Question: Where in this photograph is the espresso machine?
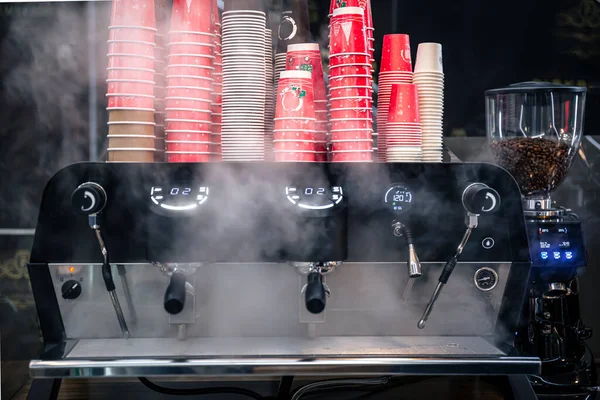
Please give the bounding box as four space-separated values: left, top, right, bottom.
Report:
486 82 598 398
27 162 544 399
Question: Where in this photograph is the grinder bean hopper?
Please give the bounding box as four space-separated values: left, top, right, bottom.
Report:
486 82 597 396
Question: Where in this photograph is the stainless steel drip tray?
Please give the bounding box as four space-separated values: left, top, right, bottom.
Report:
30 336 540 378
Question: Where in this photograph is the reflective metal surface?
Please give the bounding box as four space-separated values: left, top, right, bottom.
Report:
29 336 540 378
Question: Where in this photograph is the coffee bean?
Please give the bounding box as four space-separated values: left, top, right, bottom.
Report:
490 137 572 195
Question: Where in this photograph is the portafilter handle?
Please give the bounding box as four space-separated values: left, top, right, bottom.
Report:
164 272 187 315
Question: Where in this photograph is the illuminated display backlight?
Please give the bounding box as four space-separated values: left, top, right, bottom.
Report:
150 186 209 211
285 186 343 210
384 185 413 212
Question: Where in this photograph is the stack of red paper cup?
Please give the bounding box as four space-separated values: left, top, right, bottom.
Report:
328 0 374 69
264 28 275 160
210 0 222 161
386 83 422 161
328 6 373 162
285 43 328 161
164 0 216 162
413 43 444 162
106 0 157 162
220 7 267 161
154 0 169 161
377 34 412 161
273 71 317 162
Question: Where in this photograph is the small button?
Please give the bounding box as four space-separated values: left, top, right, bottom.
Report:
482 237 495 249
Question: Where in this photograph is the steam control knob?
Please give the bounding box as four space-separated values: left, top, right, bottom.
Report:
462 183 501 214
305 272 326 314
61 280 82 300
72 182 107 215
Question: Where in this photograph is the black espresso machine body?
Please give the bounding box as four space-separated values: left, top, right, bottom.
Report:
27 162 538 379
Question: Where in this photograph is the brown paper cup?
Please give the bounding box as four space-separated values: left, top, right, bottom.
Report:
108 109 156 122
108 122 155 135
108 136 155 148
108 150 155 162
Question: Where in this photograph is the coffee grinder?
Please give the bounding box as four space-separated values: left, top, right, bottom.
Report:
486 82 598 397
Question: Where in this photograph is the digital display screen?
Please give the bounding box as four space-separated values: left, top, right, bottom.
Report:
538 226 573 261
150 186 209 212
286 186 343 210
384 185 413 212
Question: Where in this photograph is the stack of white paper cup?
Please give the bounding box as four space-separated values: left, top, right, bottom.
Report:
413 43 444 162
264 28 275 160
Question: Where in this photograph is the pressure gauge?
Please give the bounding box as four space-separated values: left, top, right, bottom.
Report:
474 267 498 292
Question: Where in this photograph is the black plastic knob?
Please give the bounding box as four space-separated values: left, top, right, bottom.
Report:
72 182 107 215
462 183 501 214
61 280 82 300
164 272 186 315
305 272 326 314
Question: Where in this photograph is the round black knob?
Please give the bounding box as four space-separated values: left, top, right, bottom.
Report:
61 280 82 300
305 272 326 314
164 272 186 315
72 182 107 215
462 183 501 214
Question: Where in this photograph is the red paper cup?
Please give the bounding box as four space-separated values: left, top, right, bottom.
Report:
167 54 215 66
167 153 210 162
167 75 214 87
107 67 155 81
107 80 154 96
315 152 328 162
110 0 156 28
330 131 372 141
170 0 213 33
165 96 212 109
109 27 156 43
274 117 316 131
331 151 372 162
168 42 215 54
273 129 316 141
211 113 222 124
273 140 316 152
167 131 212 141
107 95 155 109
329 64 372 77
274 151 316 162
169 31 215 43
286 45 327 101
330 8 368 54
329 74 371 87
387 83 420 123
329 53 371 66
330 96 371 109
275 70 315 119
108 40 155 57
166 141 211 152
331 140 372 151
166 120 211 131
381 34 412 72
167 86 212 101
330 107 371 120
329 86 372 98
165 108 212 120
107 55 155 69
166 65 214 77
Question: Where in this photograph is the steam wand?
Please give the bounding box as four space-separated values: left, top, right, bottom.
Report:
117 265 138 324
417 212 478 329
90 215 131 338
